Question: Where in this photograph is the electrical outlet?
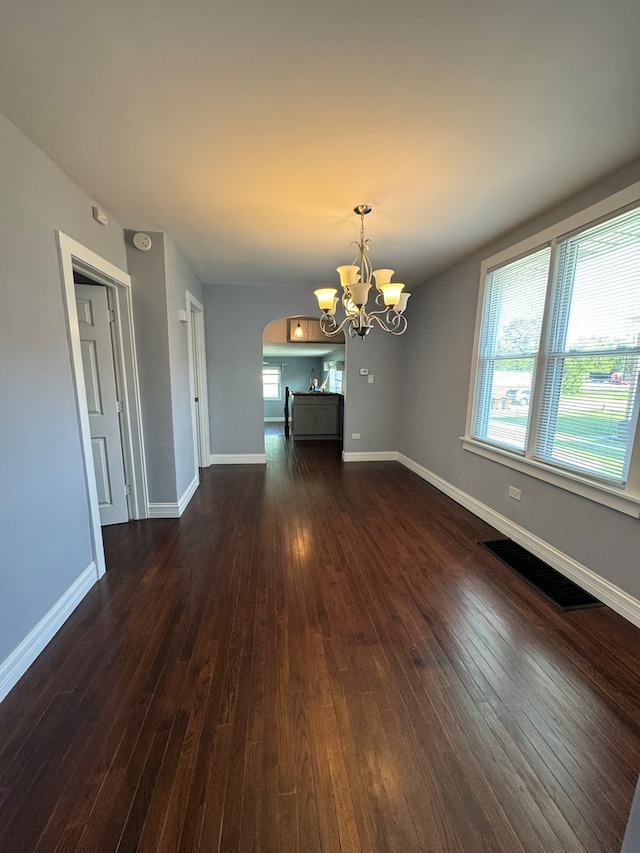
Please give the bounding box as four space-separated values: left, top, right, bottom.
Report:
508 486 521 500
352 433 361 439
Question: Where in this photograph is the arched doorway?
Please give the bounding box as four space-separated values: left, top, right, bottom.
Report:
262 316 345 440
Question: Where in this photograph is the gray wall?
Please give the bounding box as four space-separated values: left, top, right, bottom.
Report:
0 110 206 685
164 236 204 498
126 232 176 502
324 349 345 366
623 773 640 852
204 285 403 455
344 329 404 453
125 231 204 503
399 157 640 601
0 112 128 664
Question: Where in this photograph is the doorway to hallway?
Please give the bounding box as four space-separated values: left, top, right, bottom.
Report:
58 231 147 578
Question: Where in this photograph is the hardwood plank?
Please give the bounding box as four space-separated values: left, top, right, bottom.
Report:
0 438 639 852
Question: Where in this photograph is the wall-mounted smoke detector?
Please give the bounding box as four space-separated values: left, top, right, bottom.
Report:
133 232 152 251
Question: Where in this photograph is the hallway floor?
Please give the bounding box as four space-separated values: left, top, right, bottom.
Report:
1 437 640 851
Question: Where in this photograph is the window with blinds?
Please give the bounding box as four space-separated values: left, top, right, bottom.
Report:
262 365 282 400
472 247 549 451
471 203 640 487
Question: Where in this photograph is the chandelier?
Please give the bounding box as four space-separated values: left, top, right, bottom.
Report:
314 205 410 338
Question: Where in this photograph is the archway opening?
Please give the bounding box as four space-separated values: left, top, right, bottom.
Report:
262 316 345 441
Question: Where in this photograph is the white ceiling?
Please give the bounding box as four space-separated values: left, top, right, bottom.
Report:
1 0 639 290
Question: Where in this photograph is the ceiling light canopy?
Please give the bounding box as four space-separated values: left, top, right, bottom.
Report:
314 205 410 338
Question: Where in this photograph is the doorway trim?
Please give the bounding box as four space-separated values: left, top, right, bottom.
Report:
57 232 148 578
186 291 210 470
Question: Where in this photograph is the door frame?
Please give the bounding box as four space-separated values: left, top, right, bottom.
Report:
57 232 148 578
186 291 210 469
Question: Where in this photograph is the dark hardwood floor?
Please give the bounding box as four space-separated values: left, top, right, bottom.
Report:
2 435 640 851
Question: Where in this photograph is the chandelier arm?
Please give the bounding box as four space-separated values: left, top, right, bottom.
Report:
390 313 408 335
368 313 389 330
319 312 357 337
368 312 408 335
366 304 397 319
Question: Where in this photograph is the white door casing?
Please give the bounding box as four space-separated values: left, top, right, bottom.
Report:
58 231 148 579
186 292 210 469
75 283 129 525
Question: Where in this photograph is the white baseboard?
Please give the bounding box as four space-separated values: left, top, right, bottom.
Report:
398 453 640 630
210 453 267 465
148 502 180 518
342 450 399 462
148 474 200 518
264 417 285 423
178 474 199 515
0 562 98 704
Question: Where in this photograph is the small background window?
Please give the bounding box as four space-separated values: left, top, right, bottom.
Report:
262 365 282 400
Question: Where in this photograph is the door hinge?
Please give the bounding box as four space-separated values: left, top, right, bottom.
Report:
124 484 131 496
116 401 124 413
108 309 115 323
194 397 199 403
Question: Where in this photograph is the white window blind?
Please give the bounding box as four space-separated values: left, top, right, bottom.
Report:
472 247 550 451
262 365 282 400
471 203 640 488
534 207 640 483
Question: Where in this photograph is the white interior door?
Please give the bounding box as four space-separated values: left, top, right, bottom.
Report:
75 282 129 525
187 294 210 469
190 312 204 467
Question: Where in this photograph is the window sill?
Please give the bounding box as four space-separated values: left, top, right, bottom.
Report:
461 437 640 518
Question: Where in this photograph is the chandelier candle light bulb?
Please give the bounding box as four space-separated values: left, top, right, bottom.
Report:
379 282 405 307
395 292 411 313
314 288 338 310
348 282 371 307
372 269 394 288
314 205 410 338
337 265 361 287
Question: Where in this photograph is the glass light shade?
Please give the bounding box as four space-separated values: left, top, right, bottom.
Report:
345 299 358 315
337 265 360 287
380 282 405 306
314 287 338 310
349 282 371 307
293 321 305 338
394 292 411 314
373 269 395 289
328 296 339 316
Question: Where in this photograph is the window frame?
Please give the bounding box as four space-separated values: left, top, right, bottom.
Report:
262 363 283 401
463 180 640 518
